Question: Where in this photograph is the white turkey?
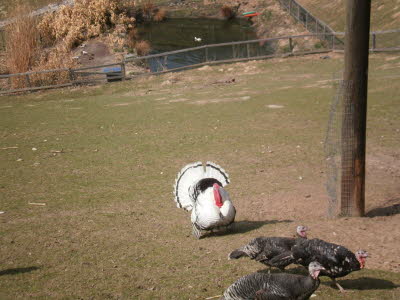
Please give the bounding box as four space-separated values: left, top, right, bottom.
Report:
228 226 309 271
173 161 236 239
269 238 368 292
220 261 325 300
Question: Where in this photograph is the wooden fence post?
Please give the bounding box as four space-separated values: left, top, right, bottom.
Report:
247 43 250 58
289 37 293 53
25 74 31 87
372 33 376 51
205 47 208 62
68 69 75 83
305 12 308 29
297 3 300 21
121 62 126 80
341 0 371 217
164 55 168 70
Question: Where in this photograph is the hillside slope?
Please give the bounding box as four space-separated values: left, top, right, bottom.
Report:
297 0 400 31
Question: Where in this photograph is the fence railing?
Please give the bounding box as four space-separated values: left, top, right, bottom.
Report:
277 0 343 47
1 30 399 95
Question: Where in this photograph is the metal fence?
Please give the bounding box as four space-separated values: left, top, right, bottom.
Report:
1 30 399 95
277 0 343 48
0 63 124 94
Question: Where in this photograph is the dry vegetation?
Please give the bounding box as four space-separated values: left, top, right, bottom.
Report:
1 0 165 89
221 5 236 19
4 5 39 75
38 0 136 50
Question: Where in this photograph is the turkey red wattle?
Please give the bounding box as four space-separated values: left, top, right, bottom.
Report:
311 270 320 280
356 250 368 269
213 183 223 207
358 257 366 268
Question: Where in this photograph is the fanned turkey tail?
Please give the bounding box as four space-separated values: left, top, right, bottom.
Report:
173 161 230 211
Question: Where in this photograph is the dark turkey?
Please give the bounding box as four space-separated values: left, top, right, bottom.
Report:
228 226 309 270
220 261 325 300
270 238 368 292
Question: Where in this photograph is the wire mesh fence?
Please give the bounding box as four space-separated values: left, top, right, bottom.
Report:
324 73 344 217
277 0 344 49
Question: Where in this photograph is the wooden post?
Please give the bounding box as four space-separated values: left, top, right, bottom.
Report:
341 0 371 217
121 62 126 80
246 43 250 58
25 74 31 87
289 37 293 53
372 33 376 51
68 69 75 84
205 47 208 62
163 55 168 70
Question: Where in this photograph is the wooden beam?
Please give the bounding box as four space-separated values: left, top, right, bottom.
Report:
341 0 371 217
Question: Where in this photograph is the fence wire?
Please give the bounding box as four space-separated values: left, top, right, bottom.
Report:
325 73 366 217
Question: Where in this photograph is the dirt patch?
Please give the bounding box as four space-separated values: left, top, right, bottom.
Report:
72 39 118 67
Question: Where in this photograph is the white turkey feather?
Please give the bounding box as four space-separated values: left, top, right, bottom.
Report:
173 161 204 210
205 161 230 186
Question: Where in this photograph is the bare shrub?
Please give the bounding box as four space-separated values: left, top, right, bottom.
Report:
38 0 136 50
127 28 139 51
143 0 155 19
153 8 166 22
135 40 151 56
221 5 235 19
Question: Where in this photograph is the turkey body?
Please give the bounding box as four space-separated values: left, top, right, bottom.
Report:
290 238 362 279
190 178 236 231
220 271 320 300
229 237 299 269
174 162 236 238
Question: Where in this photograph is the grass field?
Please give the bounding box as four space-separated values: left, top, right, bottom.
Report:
297 0 400 32
0 53 399 299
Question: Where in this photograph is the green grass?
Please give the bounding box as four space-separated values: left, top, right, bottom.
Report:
297 0 400 32
0 53 399 299
0 0 64 20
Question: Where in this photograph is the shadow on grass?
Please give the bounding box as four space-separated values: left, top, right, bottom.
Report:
366 198 400 217
231 219 293 235
205 219 293 238
321 277 399 290
0 266 40 276
256 269 399 291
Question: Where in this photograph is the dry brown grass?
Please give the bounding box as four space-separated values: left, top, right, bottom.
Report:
4 4 39 75
3 4 77 88
135 40 151 56
30 42 76 86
